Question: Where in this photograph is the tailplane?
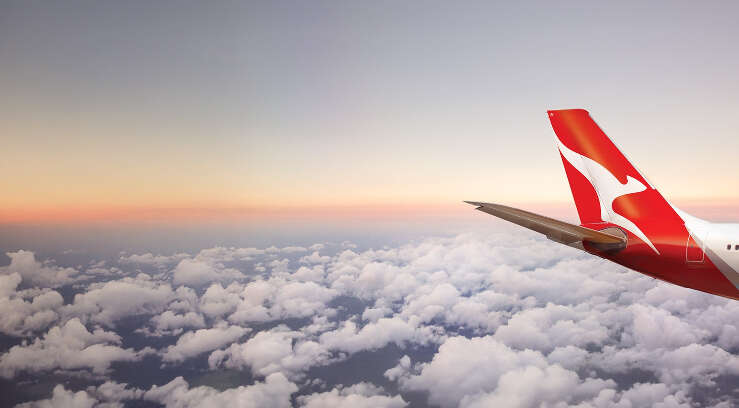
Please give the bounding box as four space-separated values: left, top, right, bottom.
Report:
464 201 626 252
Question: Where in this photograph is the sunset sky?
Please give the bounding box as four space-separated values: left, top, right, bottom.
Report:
3 1 739 223
2 4 739 407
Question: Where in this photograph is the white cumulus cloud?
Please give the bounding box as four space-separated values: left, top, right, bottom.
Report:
0 318 148 378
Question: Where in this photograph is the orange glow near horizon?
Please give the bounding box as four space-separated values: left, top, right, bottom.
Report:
4 198 739 225
0 202 477 224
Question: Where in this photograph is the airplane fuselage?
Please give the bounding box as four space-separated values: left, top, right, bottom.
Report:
584 216 739 300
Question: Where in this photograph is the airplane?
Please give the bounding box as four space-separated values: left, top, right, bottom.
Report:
466 109 739 300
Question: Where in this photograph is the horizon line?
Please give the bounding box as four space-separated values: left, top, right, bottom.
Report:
3 199 739 224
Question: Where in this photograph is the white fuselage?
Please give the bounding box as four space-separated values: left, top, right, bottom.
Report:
675 207 739 289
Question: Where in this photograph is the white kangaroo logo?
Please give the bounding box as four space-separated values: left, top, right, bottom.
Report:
557 140 660 255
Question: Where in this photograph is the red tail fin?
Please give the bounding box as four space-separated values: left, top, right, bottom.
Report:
547 109 682 253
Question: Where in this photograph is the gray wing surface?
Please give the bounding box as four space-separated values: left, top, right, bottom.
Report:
464 201 626 251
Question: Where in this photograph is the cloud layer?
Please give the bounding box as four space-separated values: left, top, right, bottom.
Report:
1 230 737 407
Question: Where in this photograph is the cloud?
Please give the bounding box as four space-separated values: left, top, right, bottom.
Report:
226 279 338 324
144 373 298 408
461 365 615 408
119 252 189 268
395 335 624 408
0 273 63 336
298 382 407 408
63 275 175 327
92 380 145 402
3 230 739 406
0 272 22 298
17 381 145 407
198 282 242 318
396 336 564 407
594 342 739 388
145 310 206 336
546 345 590 370
172 258 244 287
319 317 438 354
629 304 708 350
493 302 610 352
613 383 691 408
16 377 305 408
0 318 147 378
300 251 331 265
209 327 333 379
293 265 326 282
0 250 78 287
281 246 308 253
162 324 249 363
15 384 98 408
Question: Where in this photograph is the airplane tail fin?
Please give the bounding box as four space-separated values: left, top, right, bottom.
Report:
547 109 683 253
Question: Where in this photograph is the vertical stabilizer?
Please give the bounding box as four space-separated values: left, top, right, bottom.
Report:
547 109 683 254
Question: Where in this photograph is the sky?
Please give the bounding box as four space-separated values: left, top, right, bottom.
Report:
3 1 739 225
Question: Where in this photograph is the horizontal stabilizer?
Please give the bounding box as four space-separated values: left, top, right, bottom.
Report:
464 201 626 251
